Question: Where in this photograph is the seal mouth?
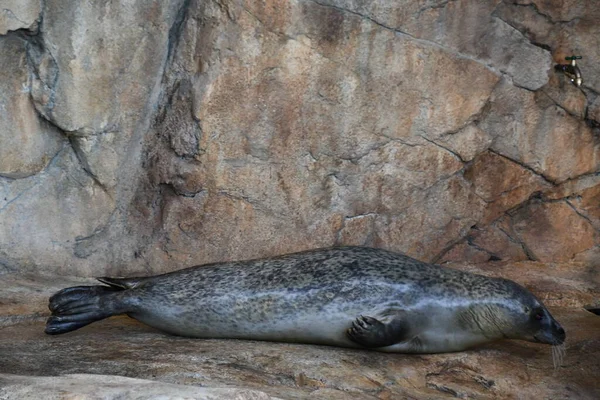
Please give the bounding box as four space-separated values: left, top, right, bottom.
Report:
533 333 565 346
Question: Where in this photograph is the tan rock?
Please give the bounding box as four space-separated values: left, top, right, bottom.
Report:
437 124 492 162
465 151 550 223
376 175 486 261
470 225 529 262
482 80 600 183
1 0 600 275
511 201 598 262
314 0 552 90
493 0 600 91
588 95 600 125
0 374 280 400
0 148 116 275
567 183 600 230
542 73 587 118
0 0 40 34
440 224 528 263
439 242 492 264
544 173 600 200
0 36 64 179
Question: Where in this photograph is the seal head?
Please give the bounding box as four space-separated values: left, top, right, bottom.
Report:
487 279 566 346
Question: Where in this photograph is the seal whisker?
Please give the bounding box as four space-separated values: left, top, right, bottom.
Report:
551 343 566 369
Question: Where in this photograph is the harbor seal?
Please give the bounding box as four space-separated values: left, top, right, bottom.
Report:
45 246 565 353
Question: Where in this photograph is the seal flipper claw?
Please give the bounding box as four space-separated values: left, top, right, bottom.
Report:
347 313 409 348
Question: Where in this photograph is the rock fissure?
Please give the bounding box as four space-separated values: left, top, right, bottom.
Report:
419 135 466 163
487 149 557 186
307 0 503 77
67 136 112 198
503 0 581 25
565 200 600 233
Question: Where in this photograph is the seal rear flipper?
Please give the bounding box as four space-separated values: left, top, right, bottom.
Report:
347 313 410 348
45 285 127 335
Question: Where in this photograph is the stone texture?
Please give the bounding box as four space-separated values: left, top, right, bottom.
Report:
0 36 64 179
481 80 600 184
441 224 529 263
588 95 600 125
0 374 280 400
1 262 598 399
464 151 551 223
0 0 188 274
436 124 492 162
510 201 598 262
0 1 598 283
0 0 40 34
0 147 116 273
494 0 600 92
315 0 552 90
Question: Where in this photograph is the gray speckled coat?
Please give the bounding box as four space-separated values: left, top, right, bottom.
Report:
46 246 565 353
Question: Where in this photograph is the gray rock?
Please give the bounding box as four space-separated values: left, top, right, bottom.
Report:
0 0 598 275
0 0 40 34
0 35 64 179
0 374 280 400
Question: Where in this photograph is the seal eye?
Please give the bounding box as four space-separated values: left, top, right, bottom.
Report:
535 312 544 321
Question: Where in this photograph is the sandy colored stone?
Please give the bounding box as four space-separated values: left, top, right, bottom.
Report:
1 0 600 275
375 175 486 261
589 96 600 125
337 213 377 246
440 224 529 264
542 73 587 118
465 151 550 223
0 36 64 179
32 0 184 134
0 0 40 34
567 183 600 231
511 201 598 262
314 0 552 90
494 0 600 92
0 374 280 400
0 148 116 274
437 124 492 162
439 242 492 264
470 225 529 262
544 174 600 200
482 80 600 183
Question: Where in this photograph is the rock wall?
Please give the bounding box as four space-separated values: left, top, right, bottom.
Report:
0 0 599 276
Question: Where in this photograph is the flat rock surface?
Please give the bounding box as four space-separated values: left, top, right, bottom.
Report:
1 262 599 399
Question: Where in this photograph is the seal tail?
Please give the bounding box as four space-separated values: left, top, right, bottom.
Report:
45 284 127 335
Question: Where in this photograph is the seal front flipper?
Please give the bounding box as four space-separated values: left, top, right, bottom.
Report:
347 312 410 348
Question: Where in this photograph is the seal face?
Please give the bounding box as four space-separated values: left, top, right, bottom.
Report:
45 246 565 353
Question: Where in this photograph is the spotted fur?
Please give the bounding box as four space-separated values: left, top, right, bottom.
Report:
46 246 565 353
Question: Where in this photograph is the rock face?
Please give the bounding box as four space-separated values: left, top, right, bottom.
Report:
0 0 598 281
0 374 280 400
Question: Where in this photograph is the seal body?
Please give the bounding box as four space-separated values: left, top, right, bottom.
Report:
45 247 565 353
